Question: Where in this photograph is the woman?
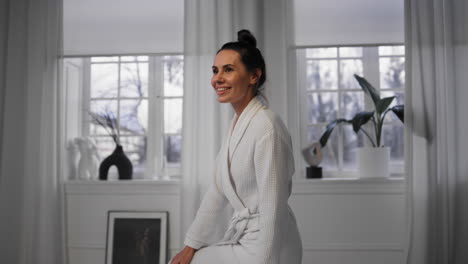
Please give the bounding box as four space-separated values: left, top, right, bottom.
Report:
171 29 302 264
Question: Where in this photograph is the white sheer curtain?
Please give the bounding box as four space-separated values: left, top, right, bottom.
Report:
181 0 264 244
404 0 468 263
0 0 64 263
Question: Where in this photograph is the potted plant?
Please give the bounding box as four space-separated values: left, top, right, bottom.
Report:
318 74 404 178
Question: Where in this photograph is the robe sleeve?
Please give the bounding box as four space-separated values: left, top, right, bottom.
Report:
184 162 229 249
254 131 294 264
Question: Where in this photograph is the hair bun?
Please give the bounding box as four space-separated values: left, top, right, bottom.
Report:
237 29 257 48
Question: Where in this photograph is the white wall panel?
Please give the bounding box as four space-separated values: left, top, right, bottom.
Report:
293 0 404 46
65 180 180 263
68 248 104 264
290 178 406 264
302 250 404 264
63 0 184 55
65 178 406 264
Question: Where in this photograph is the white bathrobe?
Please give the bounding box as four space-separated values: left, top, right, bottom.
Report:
184 96 302 264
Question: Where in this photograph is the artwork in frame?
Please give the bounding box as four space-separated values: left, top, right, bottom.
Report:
106 211 168 264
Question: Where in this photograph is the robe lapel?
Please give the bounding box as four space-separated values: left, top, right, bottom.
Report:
221 97 266 212
228 97 265 161
220 132 245 212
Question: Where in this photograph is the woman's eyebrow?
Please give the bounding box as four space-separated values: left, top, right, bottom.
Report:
212 64 236 68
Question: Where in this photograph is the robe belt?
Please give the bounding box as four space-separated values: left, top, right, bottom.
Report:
216 208 259 245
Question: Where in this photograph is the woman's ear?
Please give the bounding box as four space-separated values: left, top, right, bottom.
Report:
250 68 262 85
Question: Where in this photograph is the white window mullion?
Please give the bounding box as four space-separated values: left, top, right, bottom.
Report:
297 49 309 179
146 56 165 179
337 49 344 170
82 58 91 137
361 47 380 147
116 58 122 141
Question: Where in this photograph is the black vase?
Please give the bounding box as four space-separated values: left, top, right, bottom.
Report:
99 145 133 180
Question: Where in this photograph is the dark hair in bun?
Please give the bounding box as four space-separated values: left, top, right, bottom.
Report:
217 29 266 96
237 29 257 47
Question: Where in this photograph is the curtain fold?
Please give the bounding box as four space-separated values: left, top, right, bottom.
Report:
0 0 64 263
181 0 263 246
405 0 467 263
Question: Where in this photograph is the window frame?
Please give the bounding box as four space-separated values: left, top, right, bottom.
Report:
81 54 183 180
295 45 405 178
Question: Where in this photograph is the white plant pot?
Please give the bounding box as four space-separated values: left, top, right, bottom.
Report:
357 147 390 178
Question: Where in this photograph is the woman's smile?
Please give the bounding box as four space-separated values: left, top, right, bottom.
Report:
211 49 257 115
215 86 231 95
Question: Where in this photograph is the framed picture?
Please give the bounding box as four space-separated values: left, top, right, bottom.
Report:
106 211 168 264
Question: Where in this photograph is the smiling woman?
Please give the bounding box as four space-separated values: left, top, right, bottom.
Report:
211 49 258 115
170 29 302 264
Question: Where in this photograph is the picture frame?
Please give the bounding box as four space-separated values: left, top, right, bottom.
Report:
106 211 168 264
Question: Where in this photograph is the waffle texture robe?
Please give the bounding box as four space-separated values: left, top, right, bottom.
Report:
183 96 303 264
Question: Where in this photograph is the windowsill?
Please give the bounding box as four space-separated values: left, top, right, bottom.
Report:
64 178 181 195
65 178 181 184
292 175 405 194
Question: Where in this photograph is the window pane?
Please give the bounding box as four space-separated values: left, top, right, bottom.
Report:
381 91 405 122
89 100 118 135
119 99 148 135
164 58 184 97
121 56 148 62
120 136 147 167
341 91 365 120
380 57 405 89
120 62 148 97
164 98 183 133
379 46 405 56
339 47 362 58
382 124 404 162
91 63 118 98
92 136 116 160
165 134 182 165
307 60 338 90
343 125 365 169
307 126 339 169
91 56 118 63
340 59 363 89
164 55 183 60
306 48 337 58
307 92 338 123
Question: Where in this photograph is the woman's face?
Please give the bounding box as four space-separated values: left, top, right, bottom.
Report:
211 49 258 107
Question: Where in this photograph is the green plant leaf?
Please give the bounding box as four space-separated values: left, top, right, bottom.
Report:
351 111 374 133
376 96 395 115
319 118 350 148
391 105 404 122
354 74 380 106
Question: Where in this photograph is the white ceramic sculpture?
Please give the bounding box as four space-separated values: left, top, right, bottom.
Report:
74 137 101 180
302 142 323 167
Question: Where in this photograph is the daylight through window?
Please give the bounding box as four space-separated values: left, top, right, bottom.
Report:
296 46 405 173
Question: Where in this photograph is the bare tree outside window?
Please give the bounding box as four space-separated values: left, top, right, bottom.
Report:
76 55 184 178
300 46 404 172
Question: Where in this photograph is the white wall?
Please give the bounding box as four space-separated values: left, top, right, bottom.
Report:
291 179 406 264
63 0 184 55
65 179 405 264
65 181 181 264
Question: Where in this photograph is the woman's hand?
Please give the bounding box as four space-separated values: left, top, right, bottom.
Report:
170 246 196 264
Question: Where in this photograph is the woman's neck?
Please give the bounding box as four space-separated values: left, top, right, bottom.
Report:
231 94 255 117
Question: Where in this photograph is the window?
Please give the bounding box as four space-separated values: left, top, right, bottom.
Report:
67 55 184 179
296 46 405 175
